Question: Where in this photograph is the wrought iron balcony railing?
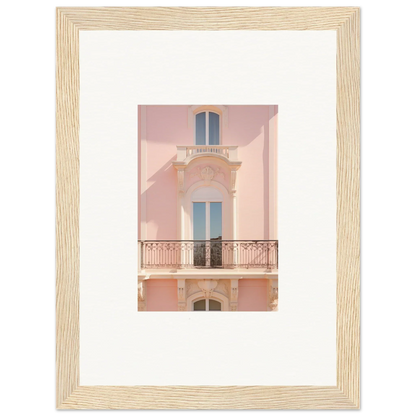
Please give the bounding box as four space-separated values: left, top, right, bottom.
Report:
139 240 278 270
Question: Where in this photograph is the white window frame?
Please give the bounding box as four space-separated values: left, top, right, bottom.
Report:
194 111 221 145
192 201 223 267
187 291 229 311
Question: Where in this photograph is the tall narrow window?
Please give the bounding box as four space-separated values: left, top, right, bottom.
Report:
209 112 220 145
195 111 220 145
195 112 206 145
192 201 222 267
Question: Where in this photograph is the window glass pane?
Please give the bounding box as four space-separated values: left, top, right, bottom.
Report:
210 202 222 268
195 112 206 145
209 299 221 311
210 202 222 240
193 203 206 240
193 202 206 267
194 299 206 311
209 112 220 145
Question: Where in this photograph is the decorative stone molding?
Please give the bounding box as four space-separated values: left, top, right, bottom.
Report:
268 279 279 312
186 280 198 298
197 279 218 298
178 279 186 311
182 279 239 311
215 280 229 297
187 289 230 311
138 281 145 301
230 279 239 311
191 166 224 185
200 166 215 183
138 279 146 311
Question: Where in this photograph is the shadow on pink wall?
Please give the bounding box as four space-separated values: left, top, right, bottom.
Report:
139 105 277 241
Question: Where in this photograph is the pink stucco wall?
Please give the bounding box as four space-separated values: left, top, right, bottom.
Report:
146 279 269 311
139 105 277 240
238 279 268 311
226 106 270 240
146 279 178 311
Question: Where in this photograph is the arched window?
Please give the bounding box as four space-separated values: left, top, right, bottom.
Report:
192 186 223 268
193 298 222 311
195 111 220 145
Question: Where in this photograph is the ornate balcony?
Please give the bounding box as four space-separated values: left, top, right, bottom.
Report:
176 145 238 161
139 240 278 270
176 145 239 161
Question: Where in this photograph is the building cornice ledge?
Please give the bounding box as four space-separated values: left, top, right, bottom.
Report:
173 156 242 170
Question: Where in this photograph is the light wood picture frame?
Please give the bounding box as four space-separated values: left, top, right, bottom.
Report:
56 7 360 409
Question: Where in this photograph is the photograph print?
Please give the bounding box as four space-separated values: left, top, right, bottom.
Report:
138 105 278 311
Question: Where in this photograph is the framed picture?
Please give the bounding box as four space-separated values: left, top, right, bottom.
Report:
56 7 360 409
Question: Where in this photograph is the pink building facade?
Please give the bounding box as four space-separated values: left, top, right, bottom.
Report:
138 105 278 311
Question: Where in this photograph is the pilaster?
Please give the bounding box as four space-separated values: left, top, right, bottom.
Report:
268 278 279 311
138 278 147 311
178 279 186 311
230 279 239 311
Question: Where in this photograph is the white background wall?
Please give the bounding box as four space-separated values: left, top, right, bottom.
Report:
80 30 337 386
